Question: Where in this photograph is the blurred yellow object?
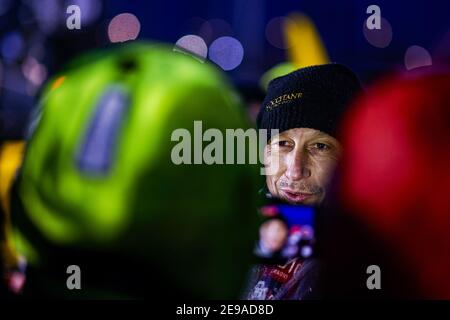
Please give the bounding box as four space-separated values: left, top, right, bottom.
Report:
51 75 66 91
0 141 25 270
284 13 330 68
260 13 330 92
0 141 24 214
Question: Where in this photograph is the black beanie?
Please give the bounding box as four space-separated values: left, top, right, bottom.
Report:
257 63 362 141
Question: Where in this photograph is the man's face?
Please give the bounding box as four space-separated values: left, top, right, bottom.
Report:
264 128 342 205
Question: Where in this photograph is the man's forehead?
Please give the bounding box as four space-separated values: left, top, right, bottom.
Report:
275 127 333 140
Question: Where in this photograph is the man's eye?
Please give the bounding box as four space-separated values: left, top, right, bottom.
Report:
314 143 330 150
278 140 290 147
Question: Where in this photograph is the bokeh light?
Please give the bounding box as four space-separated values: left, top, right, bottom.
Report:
265 17 293 49
29 0 61 34
301 245 313 258
363 17 393 48
199 19 233 44
208 36 244 71
404 45 432 70
197 20 213 43
174 35 208 62
108 13 141 43
1 31 25 62
22 56 47 87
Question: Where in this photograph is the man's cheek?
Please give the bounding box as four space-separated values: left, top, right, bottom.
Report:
266 175 278 195
316 160 337 184
325 163 339 186
264 151 282 176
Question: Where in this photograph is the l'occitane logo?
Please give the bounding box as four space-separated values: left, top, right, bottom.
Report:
265 92 303 111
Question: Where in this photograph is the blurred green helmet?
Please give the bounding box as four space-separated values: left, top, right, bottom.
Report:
12 42 259 298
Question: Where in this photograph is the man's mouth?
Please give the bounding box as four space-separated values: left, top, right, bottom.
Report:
280 189 316 203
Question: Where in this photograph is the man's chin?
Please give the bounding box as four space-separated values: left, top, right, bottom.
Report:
283 198 319 206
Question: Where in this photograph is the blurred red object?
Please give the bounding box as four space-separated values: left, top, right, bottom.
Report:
339 68 450 299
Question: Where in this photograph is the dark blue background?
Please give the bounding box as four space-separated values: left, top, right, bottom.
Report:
105 0 450 84
1 0 449 138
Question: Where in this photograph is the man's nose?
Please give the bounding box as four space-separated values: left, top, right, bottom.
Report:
285 149 311 180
